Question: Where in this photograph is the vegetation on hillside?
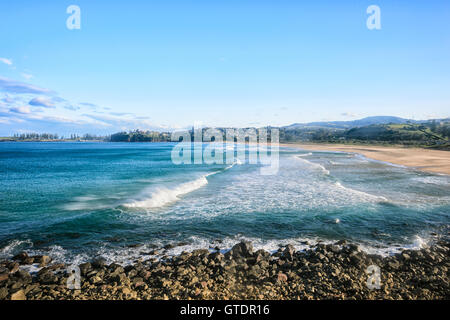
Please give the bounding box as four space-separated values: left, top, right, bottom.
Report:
1 119 449 149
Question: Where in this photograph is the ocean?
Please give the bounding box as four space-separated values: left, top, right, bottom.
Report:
0 142 449 266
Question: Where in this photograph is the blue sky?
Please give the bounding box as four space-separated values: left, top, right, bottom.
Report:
1 0 449 135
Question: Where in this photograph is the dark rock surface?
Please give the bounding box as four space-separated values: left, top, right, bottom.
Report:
0 240 448 300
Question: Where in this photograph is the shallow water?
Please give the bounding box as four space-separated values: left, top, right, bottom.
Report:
0 142 449 265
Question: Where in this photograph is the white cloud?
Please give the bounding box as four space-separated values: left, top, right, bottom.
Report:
341 112 358 118
10 106 31 114
21 73 33 80
0 58 12 66
0 76 52 94
29 96 55 108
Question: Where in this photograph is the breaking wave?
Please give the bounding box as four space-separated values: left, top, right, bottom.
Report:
123 174 214 209
295 156 330 175
123 163 240 209
334 181 388 202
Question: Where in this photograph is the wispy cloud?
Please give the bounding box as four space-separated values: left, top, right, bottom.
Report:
341 112 358 118
82 113 165 131
109 112 134 116
21 73 33 80
2 94 16 104
29 96 55 108
80 102 98 109
64 105 80 111
0 58 13 66
9 106 31 114
0 76 52 94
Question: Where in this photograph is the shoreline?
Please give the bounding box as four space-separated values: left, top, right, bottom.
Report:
1 240 448 300
2 141 449 175
281 143 450 175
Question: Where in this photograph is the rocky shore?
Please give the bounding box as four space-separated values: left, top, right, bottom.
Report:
0 240 449 300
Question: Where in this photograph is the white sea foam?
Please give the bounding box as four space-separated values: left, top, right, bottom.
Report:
334 181 388 202
124 176 210 209
63 200 111 211
297 152 312 157
3 233 434 268
161 233 435 259
0 239 33 257
412 176 450 185
123 168 229 209
295 156 330 175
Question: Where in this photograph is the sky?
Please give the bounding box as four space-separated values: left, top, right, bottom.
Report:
0 0 449 136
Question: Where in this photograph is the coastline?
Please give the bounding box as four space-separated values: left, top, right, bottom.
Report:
281 143 450 175
1 240 448 300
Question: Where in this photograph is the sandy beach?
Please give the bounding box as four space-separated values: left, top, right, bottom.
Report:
282 144 450 175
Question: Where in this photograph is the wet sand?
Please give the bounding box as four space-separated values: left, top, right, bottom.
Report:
282 144 450 175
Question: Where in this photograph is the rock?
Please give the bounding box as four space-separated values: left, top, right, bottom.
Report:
90 276 103 284
122 287 131 295
329 245 341 254
0 238 447 300
401 253 410 260
92 257 107 269
0 287 8 300
132 277 144 285
38 271 58 284
38 255 52 267
111 273 127 284
127 244 142 248
10 289 26 300
387 260 400 270
127 269 138 278
227 241 254 259
79 262 92 276
277 272 288 283
47 263 65 271
7 262 19 274
109 264 125 275
0 273 8 282
20 257 34 265
346 244 359 253
282 245 296 260
10 281 23 290
191 249 209 257
248 265 262 279
13 252 28 262
15 270 32 283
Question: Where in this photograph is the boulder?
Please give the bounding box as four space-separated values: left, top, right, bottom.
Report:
92 257 107 269
0 273 8 282
282 245 296 260
37 255 52 267
10 289 26 300
0 287 8 300
38 271 58 284
227 241 254 259
277 272 288 283
79 262 92 276
12 252 28 262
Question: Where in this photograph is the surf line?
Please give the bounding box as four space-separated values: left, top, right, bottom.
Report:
122 162 240 209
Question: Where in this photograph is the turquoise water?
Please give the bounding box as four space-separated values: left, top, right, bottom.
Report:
0 142 449 265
